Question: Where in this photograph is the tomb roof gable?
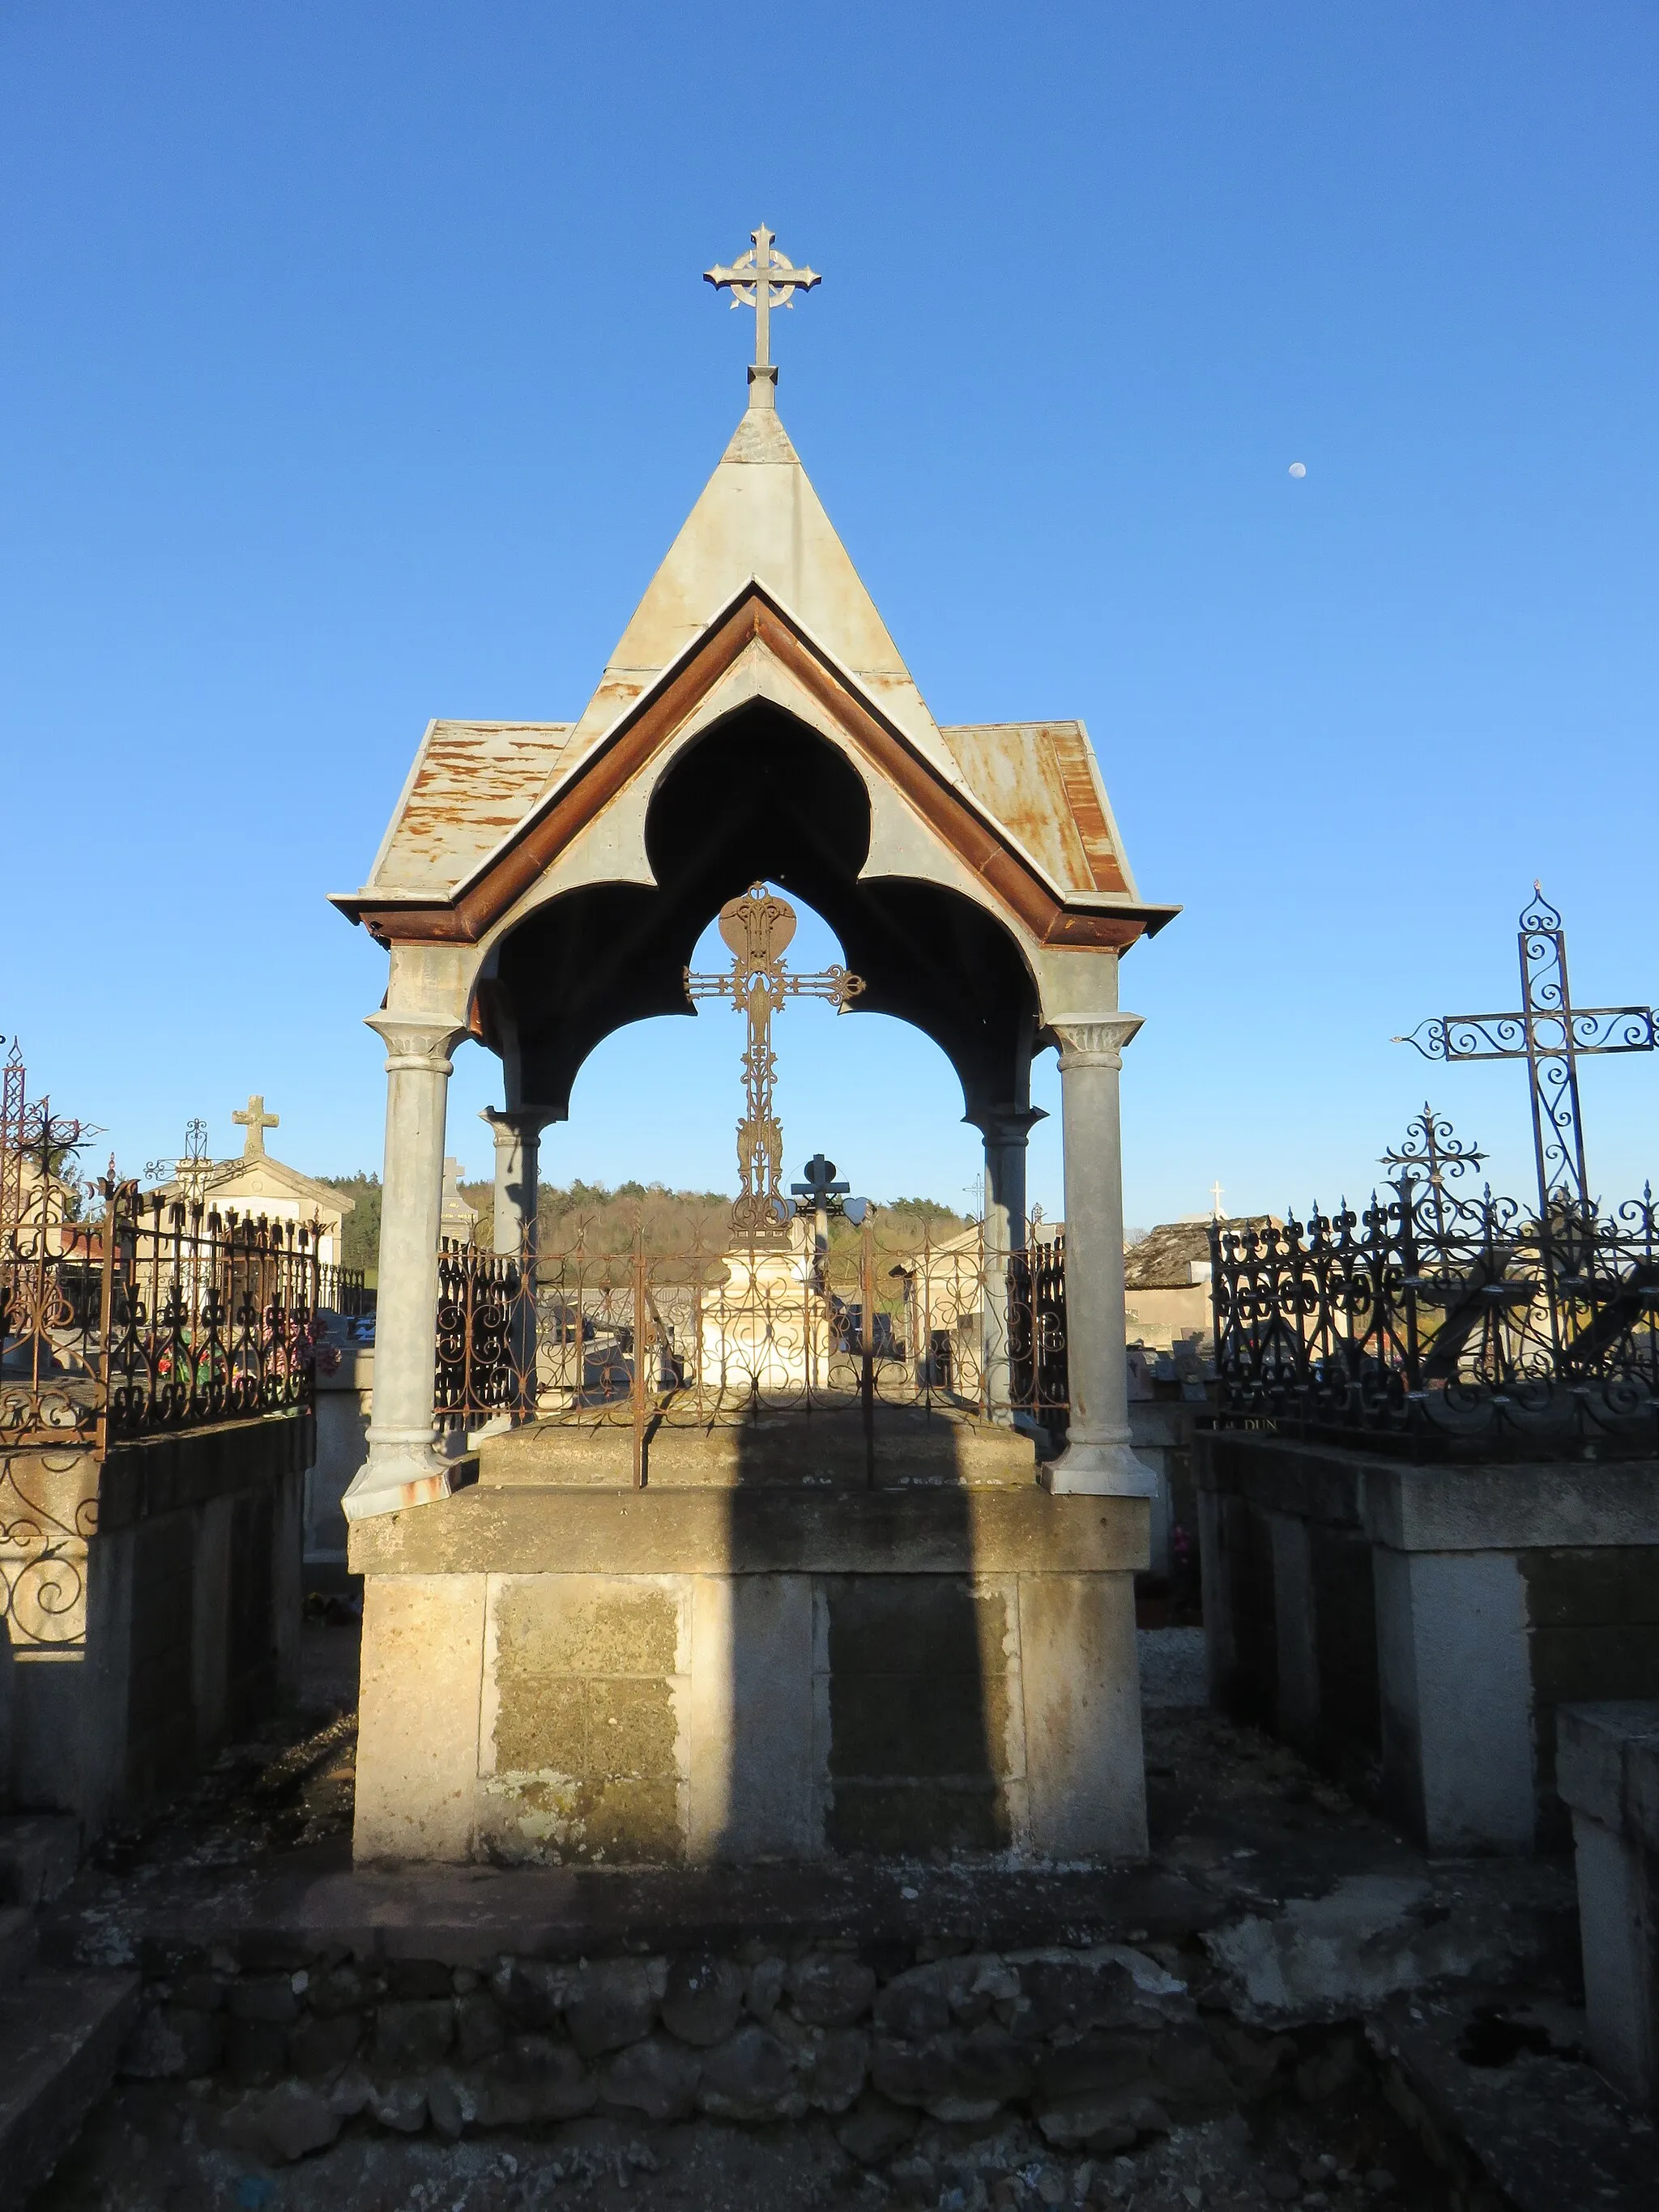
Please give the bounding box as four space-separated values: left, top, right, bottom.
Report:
556 399 953 781
155 1155 351 1219
335 397 1177 948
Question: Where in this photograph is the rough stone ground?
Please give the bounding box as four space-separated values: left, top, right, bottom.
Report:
23 1621 1647 2212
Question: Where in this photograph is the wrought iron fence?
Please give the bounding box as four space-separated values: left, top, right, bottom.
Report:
2 1183 340 1447
1009 1230 1068 1442
102 1191 332 1441
432 1213 1069 1478
1209 1174 1659 1455
2 1045 363 1449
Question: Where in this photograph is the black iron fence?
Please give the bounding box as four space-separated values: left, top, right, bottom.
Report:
1009 1230 1068 1441
1209 1176 1659 1455
431 1215 1069 1479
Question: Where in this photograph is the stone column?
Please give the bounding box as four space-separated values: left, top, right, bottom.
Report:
483 1106 558 1417
344 1015 467 1521
481 1107 555 1258
966 1105 1047 1422
1046 1016 1157 1497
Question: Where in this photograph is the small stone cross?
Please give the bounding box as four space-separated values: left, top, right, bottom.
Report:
704 224 820 370
1209 1180 1224 1221
232 1094 279 1158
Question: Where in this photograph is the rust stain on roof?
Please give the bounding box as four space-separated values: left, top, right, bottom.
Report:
936 722 1130 897
372 722 575 893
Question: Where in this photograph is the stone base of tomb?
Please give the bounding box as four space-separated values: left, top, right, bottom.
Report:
0 1414 307 1840
347 1407 1149 1869
1196 1429 1659 1856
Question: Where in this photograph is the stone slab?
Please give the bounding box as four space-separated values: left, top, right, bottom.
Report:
1020 1571 1146 1859
349 1485 1149 1579
96 1412 312 1532
1197 1433 1659 1554
0 1969 141 2212
1557 1700 1659 1845
45 1853 1224 1971
355 1575 486 1862
479 1404 1037 1488
1368 1988 1656 2211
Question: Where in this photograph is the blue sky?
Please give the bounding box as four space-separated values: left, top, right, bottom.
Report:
2 2 1655 1229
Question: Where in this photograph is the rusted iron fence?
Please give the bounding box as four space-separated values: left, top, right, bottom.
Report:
432 1213 1069 1480
1209 1174 1659 1455
1 1045 366 1451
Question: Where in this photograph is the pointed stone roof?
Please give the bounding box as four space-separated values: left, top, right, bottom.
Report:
559 394 952 782
340 380 1174 945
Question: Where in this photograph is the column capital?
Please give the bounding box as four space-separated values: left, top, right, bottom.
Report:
366 1013 468 1075
964 1103 1049 1146
1051 1014 1144 1072
481 1105 563 1144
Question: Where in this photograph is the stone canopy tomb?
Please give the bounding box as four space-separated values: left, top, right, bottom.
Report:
332 226 1177 1868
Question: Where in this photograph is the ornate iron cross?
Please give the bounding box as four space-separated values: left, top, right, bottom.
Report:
685 885 864 1243
147 1117 212 1204
704 224 821 370
1397 886 1657 1221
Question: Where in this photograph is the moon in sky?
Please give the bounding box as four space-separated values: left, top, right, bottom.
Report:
1288 462 1307 478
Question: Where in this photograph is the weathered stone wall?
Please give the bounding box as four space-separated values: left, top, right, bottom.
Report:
307 1347 373 1580
484 1575 688 1865
113 1931 1252 2168
823 1575 1017 1855
2 1414 308 1838
1198 1431 1659 1852
350 1484 1149 1867
1522 1549 1659 1848
1557 1700 1659 2108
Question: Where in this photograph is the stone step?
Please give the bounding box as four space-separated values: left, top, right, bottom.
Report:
1371 1990 1657 2212
0 1968 141 2211
0 1907 38 1984
0 1818 79 1911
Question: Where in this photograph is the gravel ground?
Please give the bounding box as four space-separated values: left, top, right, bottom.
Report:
42 2067 1452 2212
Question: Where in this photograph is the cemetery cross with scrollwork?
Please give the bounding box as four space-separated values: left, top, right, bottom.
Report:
684 884 864 1243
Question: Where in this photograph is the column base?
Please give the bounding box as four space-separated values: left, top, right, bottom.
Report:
1043 1434 1159 1498
343 1434 458 1521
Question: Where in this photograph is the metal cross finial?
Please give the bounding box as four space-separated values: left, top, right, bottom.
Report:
1380 1104 1488 1242
1396 887 1657 1223
232 1093 279 1159
1380 1105 1487 1193
704 224 821 373
792 1154 850 1208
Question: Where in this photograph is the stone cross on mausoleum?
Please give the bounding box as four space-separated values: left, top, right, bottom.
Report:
232 1094 279 1158
684 883 864 1244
